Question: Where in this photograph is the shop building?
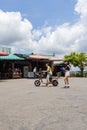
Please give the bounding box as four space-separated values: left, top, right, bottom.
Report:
0 53 63 79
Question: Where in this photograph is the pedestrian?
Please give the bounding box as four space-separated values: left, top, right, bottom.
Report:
33 67 37 78
64 61 71 88
45 63 52 86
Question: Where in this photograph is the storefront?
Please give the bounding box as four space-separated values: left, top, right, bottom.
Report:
0 54 50 79
0 54 24 79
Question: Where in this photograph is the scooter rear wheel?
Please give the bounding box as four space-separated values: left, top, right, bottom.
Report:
34 80 41 86
52 80 58 86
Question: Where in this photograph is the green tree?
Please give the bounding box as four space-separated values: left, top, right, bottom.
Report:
64 52 87 77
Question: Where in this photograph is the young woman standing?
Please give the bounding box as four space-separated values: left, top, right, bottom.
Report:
64 61 71 88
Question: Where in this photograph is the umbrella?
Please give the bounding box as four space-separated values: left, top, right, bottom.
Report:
0 51 8 56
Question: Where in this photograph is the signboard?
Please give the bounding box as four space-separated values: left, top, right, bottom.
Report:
0 47 11 54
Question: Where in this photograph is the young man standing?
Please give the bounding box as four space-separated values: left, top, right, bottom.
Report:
46 63 52 86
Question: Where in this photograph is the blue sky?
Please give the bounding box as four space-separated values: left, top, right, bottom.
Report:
0 0 87 57
0 0 77 28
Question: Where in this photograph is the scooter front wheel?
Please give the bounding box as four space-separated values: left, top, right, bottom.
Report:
34 80 41 86
52 80 58 86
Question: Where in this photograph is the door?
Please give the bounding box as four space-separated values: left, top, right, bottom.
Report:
23 66 29 78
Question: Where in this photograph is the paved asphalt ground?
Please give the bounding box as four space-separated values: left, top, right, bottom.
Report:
0 77 87 130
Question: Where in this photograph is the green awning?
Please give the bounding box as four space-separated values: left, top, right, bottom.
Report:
0 54 24 60
14 53 30 58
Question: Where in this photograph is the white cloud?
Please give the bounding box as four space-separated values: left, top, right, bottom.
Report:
75 0 87 17
0 10 32 45
0 0 87 57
